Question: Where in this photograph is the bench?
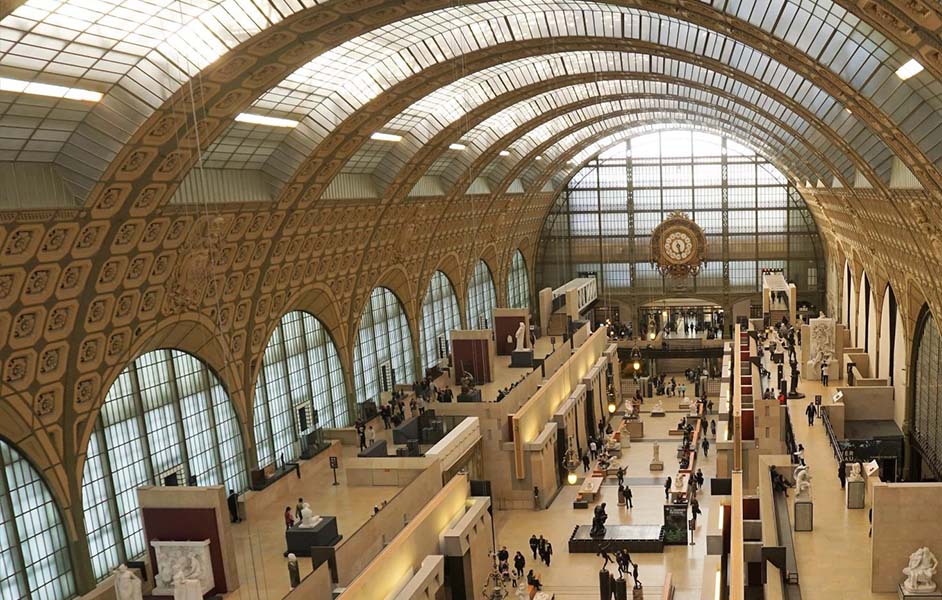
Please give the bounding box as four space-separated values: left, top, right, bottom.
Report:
574 475 604 506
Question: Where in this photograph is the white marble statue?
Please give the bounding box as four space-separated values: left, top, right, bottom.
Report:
674 473 687 492
152 540 214 598
806 313 836 379
903 547 939 593
114 565 143 600
651 399 664 414
794 465 812 497
847 462 863 482
516 583 529 600
652 441 660 462
298 502 322 528
514 321 527 351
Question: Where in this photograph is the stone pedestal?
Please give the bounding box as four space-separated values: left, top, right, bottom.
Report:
794 499 813 531
897 585 942 600
649 460 664 471
846 479 865 509
285 516 341 556
510 349 534 368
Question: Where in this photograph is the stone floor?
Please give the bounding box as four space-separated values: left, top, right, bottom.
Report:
494 389 718 599
780 353 895 600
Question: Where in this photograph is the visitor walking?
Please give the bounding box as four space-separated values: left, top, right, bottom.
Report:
529 535 539 559
701 437 710 457
695 468 705 490
284 506 294 530
543 541 553 566
664 476 672 501
805 402 816 426
690 497 702 527
513 551 526 578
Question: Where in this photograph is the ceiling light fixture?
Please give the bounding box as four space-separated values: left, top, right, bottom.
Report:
896 58 924 80
535 155 542 161
448 143 466 150
0 76 101 102
234 113 298 128
499 150 511 157
370 132 403 142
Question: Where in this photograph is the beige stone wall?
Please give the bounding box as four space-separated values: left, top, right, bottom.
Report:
871 482 942 593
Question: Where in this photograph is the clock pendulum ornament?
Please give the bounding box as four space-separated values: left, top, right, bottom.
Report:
650 211 707 278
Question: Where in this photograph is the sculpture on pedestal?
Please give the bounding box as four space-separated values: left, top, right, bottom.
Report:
114 565 143 600
151 540 215 599
514 321 527 351
794 465 813 497
902 547 938 593
652 442 660 462
847 462 863 482
297 503 322 528
807 312 836 380
590 502 608 537
651 399 664 414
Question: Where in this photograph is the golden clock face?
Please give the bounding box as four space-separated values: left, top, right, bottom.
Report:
664 230 694 263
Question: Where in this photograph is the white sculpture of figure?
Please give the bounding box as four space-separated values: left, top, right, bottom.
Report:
652 441 660 462
651 398 664 413
516 583 529 600
298 502 321 528
514 321 527 351
847 462 863 482
794 465 812 497
114 565 143 600
903 547 939 593
674 473 687 491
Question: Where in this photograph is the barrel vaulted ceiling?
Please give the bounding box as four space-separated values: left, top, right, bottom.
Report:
1 0 941 211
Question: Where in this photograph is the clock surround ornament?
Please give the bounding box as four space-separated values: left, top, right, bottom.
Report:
650 211 707 278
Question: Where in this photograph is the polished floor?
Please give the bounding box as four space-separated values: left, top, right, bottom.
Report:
494 390 718 599
222 342 892 600
780 355 894 600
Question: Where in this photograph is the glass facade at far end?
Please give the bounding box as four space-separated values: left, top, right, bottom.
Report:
537 130 825 310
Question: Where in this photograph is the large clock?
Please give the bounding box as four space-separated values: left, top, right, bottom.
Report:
651 212 707 277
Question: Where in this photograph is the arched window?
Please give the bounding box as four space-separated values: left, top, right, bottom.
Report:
466 260 497 329
0 440 75 600
81 350 247 581
354 288 415 403
507 251 530 310
420 272 461 371
254 311 349 468
913 306 942 478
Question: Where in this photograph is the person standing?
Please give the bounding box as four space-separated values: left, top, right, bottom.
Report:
710 419 717 438
529 535 539 559
358 426 367 451
513 551 526 578
498 546 509 565
625 484 633 509
295 498 305 521
544 541 553 566
805 402 816 426
821 361 829 386
582 451 590 472
664 476 672 502
366 425 376 446
589 439 598 460
838 461 846 489
538 535 547 562
690 497 702 527
702 437 710 457
227 489 241 523
284 506 294 530
695 468 705 490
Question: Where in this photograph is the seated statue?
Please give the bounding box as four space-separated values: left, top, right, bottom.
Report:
903 547 938 593
847 462 863 482
651 399 664 414
297 502 322 528
590 502 608 537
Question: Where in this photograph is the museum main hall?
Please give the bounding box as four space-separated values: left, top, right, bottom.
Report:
0 1 941 599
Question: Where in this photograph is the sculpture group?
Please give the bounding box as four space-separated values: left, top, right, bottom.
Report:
903 547 938 594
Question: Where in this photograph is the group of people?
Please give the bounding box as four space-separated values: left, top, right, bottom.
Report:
377 399 406 429
355 421 376 451
495 375 527 401
495 537 552 590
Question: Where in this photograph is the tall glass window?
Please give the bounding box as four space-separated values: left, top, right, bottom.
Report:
254 311 349 468
420 272 461 371
466 260 497 329
354 288 415 402
538 130 824 306
507 251 531 310
913 306 942 478
81 350 247 581
0 440 75 600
